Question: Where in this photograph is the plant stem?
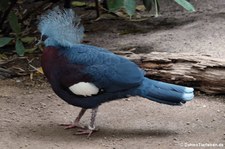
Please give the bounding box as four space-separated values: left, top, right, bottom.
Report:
95 0 100 18
154 0 159 17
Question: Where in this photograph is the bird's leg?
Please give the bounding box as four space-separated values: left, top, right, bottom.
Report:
75 107 99 138
60 108 87 129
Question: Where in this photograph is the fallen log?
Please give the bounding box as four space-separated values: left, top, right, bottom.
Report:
121 52 225 95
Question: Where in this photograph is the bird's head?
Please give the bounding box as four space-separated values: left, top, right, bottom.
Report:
37 7 84 47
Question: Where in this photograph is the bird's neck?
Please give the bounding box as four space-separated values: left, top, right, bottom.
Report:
41 46 63 80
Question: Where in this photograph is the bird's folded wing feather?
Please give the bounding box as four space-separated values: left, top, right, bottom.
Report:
60 45 144 93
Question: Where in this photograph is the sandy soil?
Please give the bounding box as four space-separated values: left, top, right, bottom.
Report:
0 79 225 149
1 0 225 148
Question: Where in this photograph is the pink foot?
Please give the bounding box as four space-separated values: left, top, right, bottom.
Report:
75 127 99 138
59 122 84 129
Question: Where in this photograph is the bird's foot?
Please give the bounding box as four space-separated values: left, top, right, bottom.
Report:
59 121 84 129
75 126 99 138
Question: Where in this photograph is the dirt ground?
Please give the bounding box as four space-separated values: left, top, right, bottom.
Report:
1 0 225 149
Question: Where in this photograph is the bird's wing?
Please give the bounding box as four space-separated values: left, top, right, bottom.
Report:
59 44 144 95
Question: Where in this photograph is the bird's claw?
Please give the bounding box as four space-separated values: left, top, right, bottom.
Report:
75 127 99 138
59 122 84 129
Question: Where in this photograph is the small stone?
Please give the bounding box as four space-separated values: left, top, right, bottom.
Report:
102 144 108 147
32 129 36 132
47 94 52 98
9 111 15 114
118 138 123 141
16 80 21 83
173 138 177 141
217 110 220 113
188 131 191 133
40 102 46 108
186 122 190 125
35 107 40 111
124 98 131 101
203 105 206 108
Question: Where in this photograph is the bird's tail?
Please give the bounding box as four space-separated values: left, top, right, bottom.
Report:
137 78 194 105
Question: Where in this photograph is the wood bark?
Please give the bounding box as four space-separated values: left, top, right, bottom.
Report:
120 52 225 95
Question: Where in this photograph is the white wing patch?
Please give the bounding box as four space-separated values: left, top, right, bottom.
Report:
69 82 99 97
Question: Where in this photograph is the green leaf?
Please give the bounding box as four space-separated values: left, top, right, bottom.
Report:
0 0 9 11
21 36 35 43
107 0 124 12
174 0 195 12
107 0 122 12
8 11 21 34
124 0 136 16
107 0 136 16
0 37 13 47
15 39 25 56
25 47 38 54
72 1 86 7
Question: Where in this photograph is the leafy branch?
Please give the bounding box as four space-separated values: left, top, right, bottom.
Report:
0 0 53 56
106 0 195 17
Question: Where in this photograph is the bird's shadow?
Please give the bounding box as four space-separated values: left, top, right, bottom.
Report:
19 123 178 141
